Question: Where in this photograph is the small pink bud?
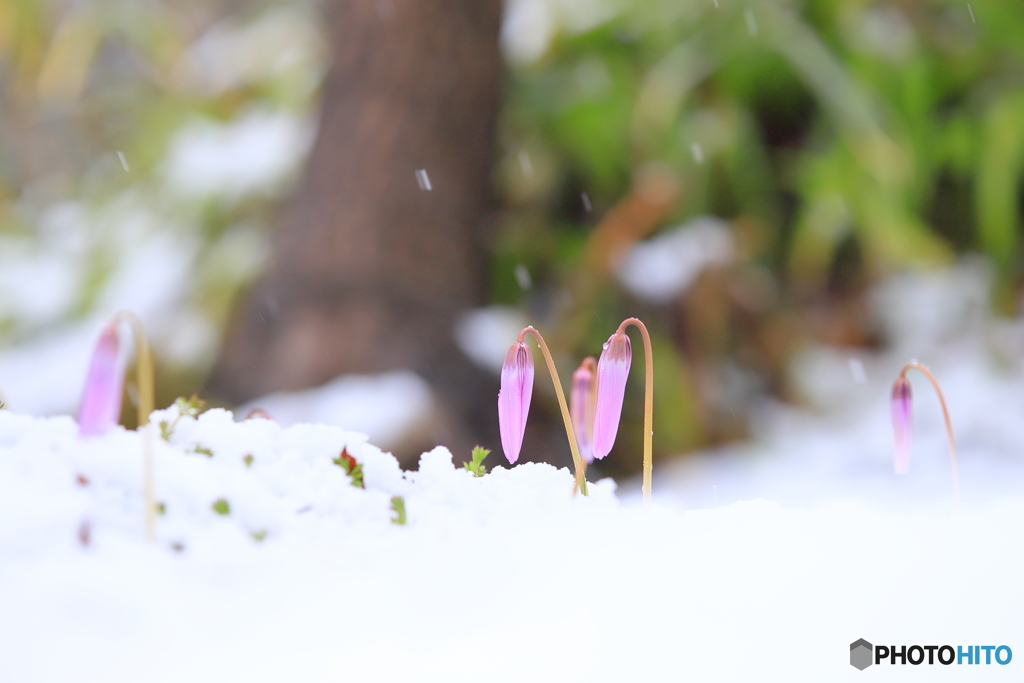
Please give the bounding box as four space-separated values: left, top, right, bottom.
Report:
498 340 534 464
891 376 913 474
592 331 631 460
571 358 597 463
78 324 124 437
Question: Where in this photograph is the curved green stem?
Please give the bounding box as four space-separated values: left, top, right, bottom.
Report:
617 318 654 503
114 311 157 540
518 327 588 496
899 362 960 503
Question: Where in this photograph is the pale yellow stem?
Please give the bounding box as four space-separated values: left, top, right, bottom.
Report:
617 318 654 503
519 327 589 496
114 311 157 540
899 362 960 503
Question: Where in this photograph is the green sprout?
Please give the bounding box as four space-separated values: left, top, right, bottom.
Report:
242 454 254 468
158 394 207 441
250 529 268 542
463 445 490 477
211 498 230 515
390 496 406 525
332 448 364 488
190 444 213 457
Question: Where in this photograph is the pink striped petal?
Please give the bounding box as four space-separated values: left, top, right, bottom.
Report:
592 332 631 460
891 376 913 474
571 359 596 463
78 324 124 437
498 341 534 464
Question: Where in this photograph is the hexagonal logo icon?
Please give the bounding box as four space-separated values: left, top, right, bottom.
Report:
850 639 873 670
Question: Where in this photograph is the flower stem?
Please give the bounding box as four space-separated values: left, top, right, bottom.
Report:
518 327 588 496
114 311 157 540
899 362 960 503
617 318 654 503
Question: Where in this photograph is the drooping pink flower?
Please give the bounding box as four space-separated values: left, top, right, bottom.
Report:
78 324 124 437
571 357 597 463
891 376 913 474
498 340 534 464
592 331 631 460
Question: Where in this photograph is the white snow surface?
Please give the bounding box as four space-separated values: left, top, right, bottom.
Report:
4 400 1024 680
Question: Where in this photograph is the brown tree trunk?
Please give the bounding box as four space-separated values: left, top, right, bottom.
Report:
208 0 504 462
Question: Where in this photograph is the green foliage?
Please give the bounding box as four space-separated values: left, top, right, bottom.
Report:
190 444 213 458
242 454 254 468
332 448 364 488
211 498 230 515
390 496 406 526
175 395 206 419
463 445 491 477
250 529 268 542
502 0 1024 287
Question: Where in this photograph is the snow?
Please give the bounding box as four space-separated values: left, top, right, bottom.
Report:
501 0 555 65
171 6 325 97
240 371 434 451
615 215 733 303
501 0 618 65
4 260 1024 679
0 200 199 415
162 109 315 202
5 360 1024 681
454 306 528 374
0 243 79 325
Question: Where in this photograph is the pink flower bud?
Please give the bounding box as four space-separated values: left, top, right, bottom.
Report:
498 340 534 464
592 331 631 460
78 324 124 437
571 358 597 463
891 376 913 474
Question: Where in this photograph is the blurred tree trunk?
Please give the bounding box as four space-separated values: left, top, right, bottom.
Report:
208 0 504 461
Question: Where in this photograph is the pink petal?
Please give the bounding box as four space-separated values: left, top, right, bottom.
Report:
592 332 631 460
571 361 595 463
891 377 913 474
498 341 534 463
78 325 124 437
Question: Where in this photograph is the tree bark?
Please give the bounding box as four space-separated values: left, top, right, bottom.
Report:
208 0 504 461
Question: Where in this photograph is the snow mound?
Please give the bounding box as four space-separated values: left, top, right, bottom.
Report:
3 407 1024 682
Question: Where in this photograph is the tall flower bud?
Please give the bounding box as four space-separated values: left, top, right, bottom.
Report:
571 357 597 463
498 341 534 464
78 324 124 437
592 331 631 460
891 376 913 474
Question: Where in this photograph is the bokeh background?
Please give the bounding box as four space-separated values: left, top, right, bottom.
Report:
2 0 1022 480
